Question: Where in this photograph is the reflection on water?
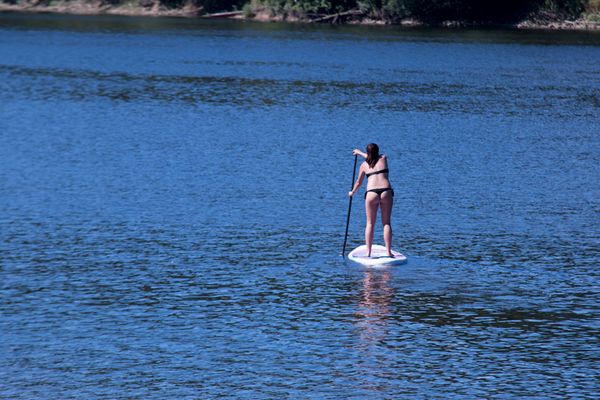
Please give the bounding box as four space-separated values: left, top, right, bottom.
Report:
1 12 599 399
355 269 394 347
353 269 395 395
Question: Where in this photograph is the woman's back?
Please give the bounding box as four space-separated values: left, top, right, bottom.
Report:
364 155 391 190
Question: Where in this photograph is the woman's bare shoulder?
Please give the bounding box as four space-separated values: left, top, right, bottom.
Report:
380 154 389 167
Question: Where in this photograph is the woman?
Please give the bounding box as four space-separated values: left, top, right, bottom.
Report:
348 143 395 258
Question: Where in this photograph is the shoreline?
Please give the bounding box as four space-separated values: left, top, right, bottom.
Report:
1 2 600 31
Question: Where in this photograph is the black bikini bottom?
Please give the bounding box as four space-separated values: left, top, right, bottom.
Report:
365 187 394 199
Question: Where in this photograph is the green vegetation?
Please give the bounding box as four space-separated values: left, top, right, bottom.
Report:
2 0 599 25
182 0 598 22
583 0 600 19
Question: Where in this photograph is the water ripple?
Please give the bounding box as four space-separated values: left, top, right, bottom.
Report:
0 64 597 118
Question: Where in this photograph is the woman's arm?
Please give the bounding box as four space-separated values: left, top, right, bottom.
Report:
348 164 365 197
352 149 367 159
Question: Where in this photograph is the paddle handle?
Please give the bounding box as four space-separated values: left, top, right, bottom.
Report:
342 154 358 257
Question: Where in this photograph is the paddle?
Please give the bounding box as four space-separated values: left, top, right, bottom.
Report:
342 154 358 257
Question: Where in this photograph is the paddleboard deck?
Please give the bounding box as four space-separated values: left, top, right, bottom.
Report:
348 244 407 266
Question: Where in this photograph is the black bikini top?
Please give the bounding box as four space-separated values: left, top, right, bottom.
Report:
366 168 389 178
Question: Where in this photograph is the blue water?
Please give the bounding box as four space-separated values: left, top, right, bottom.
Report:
1 13 599 398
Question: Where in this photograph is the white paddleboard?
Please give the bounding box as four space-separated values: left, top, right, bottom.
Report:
348 244 407 266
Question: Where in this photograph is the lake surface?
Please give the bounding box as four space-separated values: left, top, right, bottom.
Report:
1 12 599 398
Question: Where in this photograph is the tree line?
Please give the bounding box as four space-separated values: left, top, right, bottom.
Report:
181 0 596 22
13 0 598 22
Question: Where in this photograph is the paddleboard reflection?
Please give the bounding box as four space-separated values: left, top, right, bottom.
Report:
354 269 394 347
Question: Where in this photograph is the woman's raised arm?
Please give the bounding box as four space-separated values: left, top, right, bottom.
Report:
352 149 367 159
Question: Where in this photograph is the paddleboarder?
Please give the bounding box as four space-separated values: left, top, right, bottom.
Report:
348 143 394 258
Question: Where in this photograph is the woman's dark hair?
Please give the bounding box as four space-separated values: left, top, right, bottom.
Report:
366 143 380 168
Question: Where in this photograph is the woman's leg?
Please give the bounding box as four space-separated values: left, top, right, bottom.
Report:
380 191 394 256
365 192 380 257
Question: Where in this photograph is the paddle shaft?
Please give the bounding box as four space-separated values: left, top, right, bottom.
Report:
342 154 358 257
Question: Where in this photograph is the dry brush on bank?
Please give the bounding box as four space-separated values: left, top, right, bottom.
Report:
1 0 599 28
